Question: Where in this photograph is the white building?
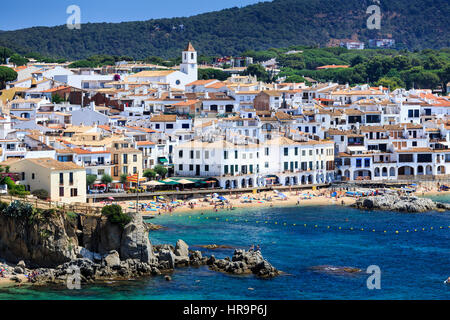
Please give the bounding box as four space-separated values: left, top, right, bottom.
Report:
127 42 198 90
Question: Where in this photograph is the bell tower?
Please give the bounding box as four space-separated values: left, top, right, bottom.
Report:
180 42 198 82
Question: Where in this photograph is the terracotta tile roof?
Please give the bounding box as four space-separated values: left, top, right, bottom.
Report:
185 42 196 52
150 115 177 122
136 141 156 146
25 158 83 170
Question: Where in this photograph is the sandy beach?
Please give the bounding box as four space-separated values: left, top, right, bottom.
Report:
90 181 449 217
0 274 28 288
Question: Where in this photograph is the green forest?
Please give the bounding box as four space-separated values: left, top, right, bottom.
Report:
242 46 450 92
0 0 448 60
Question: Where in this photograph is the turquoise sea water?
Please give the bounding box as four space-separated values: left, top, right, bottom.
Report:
0 194 449 300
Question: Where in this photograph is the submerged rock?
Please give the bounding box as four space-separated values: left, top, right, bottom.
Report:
310 265 363 275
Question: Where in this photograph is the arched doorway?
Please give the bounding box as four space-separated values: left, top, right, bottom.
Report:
398 166 414 176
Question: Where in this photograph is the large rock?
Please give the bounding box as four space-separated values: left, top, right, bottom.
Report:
104 250 120 268
174 239 189 257
157 249 175 269
354 195 448 213
210 249 280 278
120 212 157 265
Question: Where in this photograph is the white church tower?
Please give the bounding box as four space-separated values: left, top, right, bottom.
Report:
180 42 198 83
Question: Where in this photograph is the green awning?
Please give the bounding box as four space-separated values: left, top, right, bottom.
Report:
158 157 168 163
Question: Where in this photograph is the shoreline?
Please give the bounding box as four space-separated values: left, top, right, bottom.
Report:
102 188 448 218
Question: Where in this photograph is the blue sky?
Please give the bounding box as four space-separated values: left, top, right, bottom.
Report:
1 0 265 31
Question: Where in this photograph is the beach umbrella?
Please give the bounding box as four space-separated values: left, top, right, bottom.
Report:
143 180 164 186
177 179 195 184
108 197 115 200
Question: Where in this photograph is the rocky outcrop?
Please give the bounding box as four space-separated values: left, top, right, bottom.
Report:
209 249 280 278
197 244 234 250
353 195 450 213
0 201 279 286
80 213 157 264
120 212 157 264
0 209 78 268
31 257 162 286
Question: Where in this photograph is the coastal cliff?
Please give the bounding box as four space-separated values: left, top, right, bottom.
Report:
353 195 450 213
0 201 78 268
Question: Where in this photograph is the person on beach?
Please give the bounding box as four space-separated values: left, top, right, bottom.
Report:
249 245 255 252
256 245 260 252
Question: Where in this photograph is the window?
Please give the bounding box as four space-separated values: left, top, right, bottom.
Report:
224 165 229 174
364 159 370 167
59 173 64 185
189 164 194 171
133 167 137 174
123 154 128 164
114 167 118 176
182 123 190 129
190 150 194 159
70 188 78 197
133 155 137 162
356 159 362 168
399 154 413 163
155 124 160 129
235 150 238 159
205 165 209 172
295 147 298 156
32 173 35 180
166 124 174 129
21 172 25 180
196 151 200 159
179 164 183 171
59 187 64 197
265 162 269 168
123 166 128 174
265 148 269 156
284 148 289 156
417 154 432 163
69 172 74 185
224 151 228 159
179 150 183 158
